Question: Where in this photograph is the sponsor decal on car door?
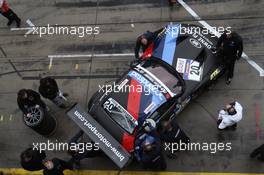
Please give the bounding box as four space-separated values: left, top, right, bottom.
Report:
176 58 203 82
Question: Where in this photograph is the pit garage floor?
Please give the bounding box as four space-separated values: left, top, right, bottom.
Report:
0 0 264 174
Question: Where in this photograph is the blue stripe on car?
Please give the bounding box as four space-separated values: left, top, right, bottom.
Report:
152 35 165 59
161 24 181 65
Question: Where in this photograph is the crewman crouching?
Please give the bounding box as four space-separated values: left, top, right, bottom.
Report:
135 119 167 170
217 101 243 130
39 77 68 108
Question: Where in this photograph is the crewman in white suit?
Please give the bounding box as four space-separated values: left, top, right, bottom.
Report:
217 101 243 130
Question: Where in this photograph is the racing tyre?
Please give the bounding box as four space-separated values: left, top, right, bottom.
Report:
23 106 57 136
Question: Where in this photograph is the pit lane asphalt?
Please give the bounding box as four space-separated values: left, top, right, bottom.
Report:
0 0 264 173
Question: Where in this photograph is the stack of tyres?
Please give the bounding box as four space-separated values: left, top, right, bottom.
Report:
23 106 57 136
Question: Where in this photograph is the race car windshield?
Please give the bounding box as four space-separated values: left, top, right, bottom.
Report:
139 61 183 96
103 98 138 134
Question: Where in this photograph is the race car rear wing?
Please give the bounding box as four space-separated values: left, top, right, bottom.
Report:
66 103 131 168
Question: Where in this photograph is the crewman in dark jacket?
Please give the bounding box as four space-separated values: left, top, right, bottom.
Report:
20 147 46 171
250 144 264 161
39 77 68 108
43 158 73 175
39 77 59 100
158 120 189 158
17 89 47 115
135 119 166 170
134 31 157 59
158 120 190 144
143 136 166 170
216 31 243 84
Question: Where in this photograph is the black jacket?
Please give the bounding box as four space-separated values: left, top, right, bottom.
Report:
216 32 243 61
159 122 190 144
17 89 46 114
135 130 166 170
43 158 72 175
140 139 162 164
20 148 46 171
140 136 166 170
39 77 59 100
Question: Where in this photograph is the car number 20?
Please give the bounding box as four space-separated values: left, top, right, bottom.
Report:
190 65 200 76
104 99 115 111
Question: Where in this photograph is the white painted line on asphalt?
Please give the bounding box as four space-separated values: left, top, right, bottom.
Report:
131 19 135 28
48 53 135 58
10 27 32 31
75 63 79 70
0 115 3 121
177 0 264 77
9 114 13 121
26 19 35 27
242 53 264 76
24 19 35 37
48 57 53 70
10 19 36 37
177 0 220 37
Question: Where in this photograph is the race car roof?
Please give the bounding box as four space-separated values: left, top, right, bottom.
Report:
152 23 211 67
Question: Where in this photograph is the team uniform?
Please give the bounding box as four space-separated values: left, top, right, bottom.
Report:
216 32 243 84
159 122 190 144
134 31 158 59
134 130 166 170
43 158 73 175
217 102 243 130
39 77 59 100
20 148 46 171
